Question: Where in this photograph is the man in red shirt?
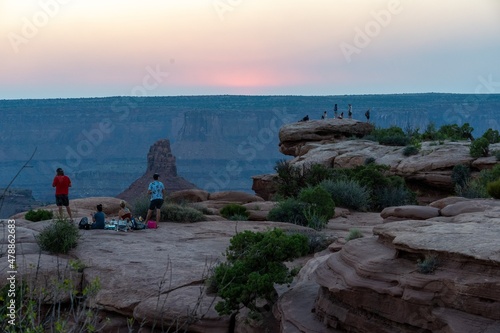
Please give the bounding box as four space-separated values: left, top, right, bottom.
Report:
52 168 73 220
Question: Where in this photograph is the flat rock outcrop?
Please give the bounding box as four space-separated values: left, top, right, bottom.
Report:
279 119 374 156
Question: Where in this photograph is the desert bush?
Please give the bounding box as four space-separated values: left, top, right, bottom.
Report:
402 145 420 157
422 122 439 141
456 179 489 198
274 159 305 198
470 137 490 158
211 228 309 316
364 157 376 165
487 179 500 199
36 217 80 254
482 128 500 144
25 208 53 222
373 186 416 210
303 207 329 231
373 126 410 146
451 164 471 189
319 179 371 211
267 198 308 226
298 185 335 220
132 195 150 219
345 228 363 241
160 203 205 222
303 163 335 187
220 203 249 220
494 150 500 161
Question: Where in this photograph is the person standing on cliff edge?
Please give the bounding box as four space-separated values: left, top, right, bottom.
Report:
52 167 73 220
145 173 167 224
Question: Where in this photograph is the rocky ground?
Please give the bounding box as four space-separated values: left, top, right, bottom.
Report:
2 192 499 332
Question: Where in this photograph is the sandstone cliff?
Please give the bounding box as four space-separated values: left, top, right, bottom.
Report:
117 139 197 203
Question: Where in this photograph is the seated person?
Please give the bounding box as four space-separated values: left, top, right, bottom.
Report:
118 200 132 220
90 204 106 229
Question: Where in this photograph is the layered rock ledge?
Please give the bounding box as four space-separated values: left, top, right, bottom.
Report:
311 202 500 333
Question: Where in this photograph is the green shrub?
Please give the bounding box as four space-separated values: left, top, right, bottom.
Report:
402 145 420 157
367 126 410 146
320 179 371 211
132 195 150 219
160 203 205 222
303 163 335 187
345 228 363 241
482 128 500 144
373 186 416 210
267 198 308 226
422 122 438 141
417 254 439 274
211 228 309 316
303 207 329 231
25 209 53 222
494 150 500 161
364 157 376 165
36 217 80 254
451 164 471 188
220 203 249 220
487 179 500 199
274 159 305 198
470 137 490 158
378 135 410 146
456 178 489 198
230 214 249 221
298 186 335 220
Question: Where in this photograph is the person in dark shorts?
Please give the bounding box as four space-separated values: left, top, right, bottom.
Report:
90 204 106 229
52 167 73 220
145 173 166 224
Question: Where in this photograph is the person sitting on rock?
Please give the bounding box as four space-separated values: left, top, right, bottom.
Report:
118 200 132 221
321 111 327 119
90 204 106 229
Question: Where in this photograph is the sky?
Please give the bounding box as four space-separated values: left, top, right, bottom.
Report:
0 0 499 99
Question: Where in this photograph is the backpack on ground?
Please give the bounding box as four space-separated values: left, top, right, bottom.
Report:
78 217 90 230
131 217 146 230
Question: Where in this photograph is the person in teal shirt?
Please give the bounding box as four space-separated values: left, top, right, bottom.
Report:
145 173 166 224
90 204 106 229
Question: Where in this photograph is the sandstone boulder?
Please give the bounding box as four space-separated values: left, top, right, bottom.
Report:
251 173 278 201
208 191 264 203
380 205 440 221
169 189 210 203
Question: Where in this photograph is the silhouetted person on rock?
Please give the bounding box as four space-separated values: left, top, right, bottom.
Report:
365 109 370 122
338 112 344 119
321 111 327 119
52 167 73 220
334 104 338 118
348 104 352 119
299 115 309 122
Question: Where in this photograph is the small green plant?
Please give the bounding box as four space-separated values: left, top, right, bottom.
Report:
487 179 500 199
494 150 500 161
36 217 80 254
25 209 54 222
303 207 329 231
402 145 420 157
211 228 309 316
69 259 87 272
229 214 249 221
220 203 249 220
267 198 308 226
451 164 471 189
364 157 376 165
274 159 305 198
345 228 363 241
320 179 371 211
470 137 490 158
417 254 439 274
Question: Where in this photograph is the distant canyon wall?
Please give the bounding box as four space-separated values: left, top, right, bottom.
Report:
0 94 499 204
